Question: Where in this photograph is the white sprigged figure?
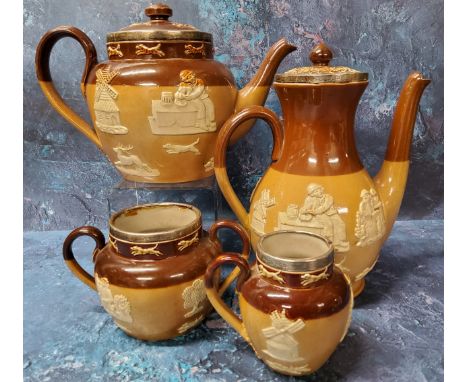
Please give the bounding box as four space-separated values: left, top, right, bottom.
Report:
182 279 207 318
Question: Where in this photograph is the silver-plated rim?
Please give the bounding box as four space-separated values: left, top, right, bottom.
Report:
256 230 334 273
109 202 202 243
275 72 368 84
107 30 213 43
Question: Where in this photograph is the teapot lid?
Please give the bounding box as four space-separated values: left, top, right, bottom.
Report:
275 42 368 84
107 3 212 43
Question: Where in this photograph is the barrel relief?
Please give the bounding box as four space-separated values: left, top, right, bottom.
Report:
355 188 386 247
148 70 216 135
94 67 128 134
275 183 350 252
95 275 132 323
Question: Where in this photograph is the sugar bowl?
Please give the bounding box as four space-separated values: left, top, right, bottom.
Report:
63 203 249 341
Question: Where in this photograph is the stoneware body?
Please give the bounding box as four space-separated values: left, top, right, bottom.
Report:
62 203 249 341
214 43 430 296
205 231 353 376
35 3 296 183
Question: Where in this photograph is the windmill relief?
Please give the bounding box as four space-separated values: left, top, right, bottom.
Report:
148 70 216 135
276 183 350 252
262 310 305 363
94 68 128 134
355 188 386 246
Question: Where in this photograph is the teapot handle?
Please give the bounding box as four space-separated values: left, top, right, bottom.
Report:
214 105 284 229
204 253 251 342
208 220 250 295
36 26 102 149
62 226 106 290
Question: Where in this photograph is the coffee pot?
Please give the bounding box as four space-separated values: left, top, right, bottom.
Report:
214 42 430 296
36 3 296 183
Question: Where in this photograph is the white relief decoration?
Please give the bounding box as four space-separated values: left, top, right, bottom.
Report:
264 360 311 376
177 315 204 334
275 183 350 252
163 138 201 155
204 157 214 172
130 244 163 256
300 268 330 286
251 189 276 234
113 144 160 178
182 279 207 318
135 43 165 57
94 68 128 134
107 44 123 58
95 275 132 323
257 264 284 284
148 70 216 135
177 232 199 252
261 310 305 364
355 188 386 247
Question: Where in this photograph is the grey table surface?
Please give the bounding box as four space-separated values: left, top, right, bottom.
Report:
23 220 443 382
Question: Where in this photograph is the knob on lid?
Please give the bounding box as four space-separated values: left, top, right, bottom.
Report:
275 42 368 84
107 3 212 43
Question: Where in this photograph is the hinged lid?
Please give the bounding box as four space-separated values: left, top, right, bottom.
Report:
275 42 368 84
107 3 212 43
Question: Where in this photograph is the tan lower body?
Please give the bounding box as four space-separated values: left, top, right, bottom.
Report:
239 295 352 376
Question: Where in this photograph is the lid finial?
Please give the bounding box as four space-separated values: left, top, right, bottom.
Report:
145 3 173 20
310 42 333 66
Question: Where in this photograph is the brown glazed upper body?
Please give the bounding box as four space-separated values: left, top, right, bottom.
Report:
36 3 296 183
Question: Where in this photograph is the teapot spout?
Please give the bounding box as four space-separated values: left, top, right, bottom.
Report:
374 72 430 233
230 38 296 143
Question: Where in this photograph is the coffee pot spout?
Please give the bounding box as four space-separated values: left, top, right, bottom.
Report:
374 72 430 234
230 38 296 143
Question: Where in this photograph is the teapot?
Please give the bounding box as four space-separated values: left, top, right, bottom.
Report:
205 230 353 376
36 3 296 183
214 42 430 296
62 203 250 341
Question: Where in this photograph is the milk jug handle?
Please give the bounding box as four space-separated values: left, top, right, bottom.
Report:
62 226 106 291
36 26 102 149
208 220 251 295
214 105 284 229
204 254 251 342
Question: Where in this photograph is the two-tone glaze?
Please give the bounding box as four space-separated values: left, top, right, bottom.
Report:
35 3 296 183
63 203 249 341
214 42 430 296
205 231 353 376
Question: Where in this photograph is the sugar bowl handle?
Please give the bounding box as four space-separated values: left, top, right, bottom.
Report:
62 226 106 290
36 26 102 149
214 105 284 229
205 254 251 342
208 220 250 295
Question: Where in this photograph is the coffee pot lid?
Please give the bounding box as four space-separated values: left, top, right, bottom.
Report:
107 3 212 43
275 42 368 84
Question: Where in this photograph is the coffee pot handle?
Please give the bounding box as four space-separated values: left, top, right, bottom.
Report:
204 254 251 342
208 220 250 295
214 105 284 229
36 26 102 149
62 226 106 290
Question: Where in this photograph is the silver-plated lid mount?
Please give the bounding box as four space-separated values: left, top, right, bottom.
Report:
275 42 368 84
256 231 334 273
106 3 212 43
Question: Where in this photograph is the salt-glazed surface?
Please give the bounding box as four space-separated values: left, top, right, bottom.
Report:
24 220 443 381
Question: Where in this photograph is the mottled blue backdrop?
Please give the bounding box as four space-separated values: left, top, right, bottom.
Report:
23 0 443 231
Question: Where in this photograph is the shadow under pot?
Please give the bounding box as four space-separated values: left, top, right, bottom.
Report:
62 203 249 341
205 231 353 376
